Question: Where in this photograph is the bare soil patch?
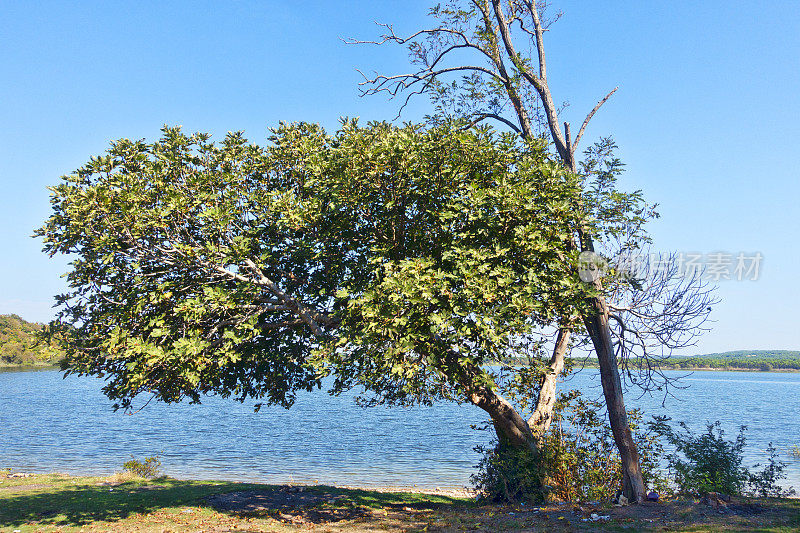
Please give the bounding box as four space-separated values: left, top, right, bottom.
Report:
0 483 51 492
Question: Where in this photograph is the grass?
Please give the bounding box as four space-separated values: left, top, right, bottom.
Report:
1 472 799 532
0 473 255 531
0 473 467 532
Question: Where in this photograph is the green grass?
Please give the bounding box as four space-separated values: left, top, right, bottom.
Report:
0 473 470 532
1 473 798 532
0 474 255 530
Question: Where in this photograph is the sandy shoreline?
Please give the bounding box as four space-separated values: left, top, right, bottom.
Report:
4 469 477 499
329 484 476 498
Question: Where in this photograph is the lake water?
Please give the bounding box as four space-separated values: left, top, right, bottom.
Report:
1 368 798 490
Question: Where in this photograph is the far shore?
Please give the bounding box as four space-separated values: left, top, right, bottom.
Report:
0 362 59 371
572 361 800 373
3 362 800 373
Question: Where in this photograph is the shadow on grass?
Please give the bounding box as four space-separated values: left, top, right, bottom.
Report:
206 485 473 527
0 477 471 529
0 478 260 528
321 486 469 511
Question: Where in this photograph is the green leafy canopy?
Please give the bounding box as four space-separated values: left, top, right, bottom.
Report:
37 121 592 411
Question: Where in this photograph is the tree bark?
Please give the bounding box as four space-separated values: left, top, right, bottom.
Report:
583 293 647 502
528 328 570 435
470 385 537 450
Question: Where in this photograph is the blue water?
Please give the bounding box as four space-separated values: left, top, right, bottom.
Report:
1 368 798 489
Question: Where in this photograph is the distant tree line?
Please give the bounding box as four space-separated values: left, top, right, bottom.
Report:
0 314 63 366
557 350 800 372
661 351 800 371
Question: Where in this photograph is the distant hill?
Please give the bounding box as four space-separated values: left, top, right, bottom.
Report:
0 314 63 367
688 350 799 360
662 350 800 371
569 350 800 371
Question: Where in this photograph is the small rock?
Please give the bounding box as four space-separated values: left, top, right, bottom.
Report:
700 492 729 513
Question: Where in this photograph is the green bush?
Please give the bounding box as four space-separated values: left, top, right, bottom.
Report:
471 442 545 503
474 409 795 503
748 443 795 498
472 390 668 503
649 419 748 496
649 419 794 497
122 455 162 478
543 391 668 502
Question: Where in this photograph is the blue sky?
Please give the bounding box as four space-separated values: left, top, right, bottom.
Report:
1 1 797 354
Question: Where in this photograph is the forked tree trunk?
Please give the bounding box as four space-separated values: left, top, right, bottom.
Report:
359 0 648 501
448 356 538 450
562 120 646 502
467 309 646 503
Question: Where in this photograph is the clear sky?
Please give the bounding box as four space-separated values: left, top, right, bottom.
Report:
1 1 797 354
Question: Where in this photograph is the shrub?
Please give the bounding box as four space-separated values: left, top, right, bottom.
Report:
649 419 794 498
649 419 748 496
748 443 795 498
542 391 669 502
122 455 162 478
472 390 668 503
472 442 544 503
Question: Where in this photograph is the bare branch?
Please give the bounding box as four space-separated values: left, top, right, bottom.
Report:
345 23 498 65
572 87 619 155
603 250 718 399
357 65 508 95
523 0 548 80
490 0 569 163
461 112 523 133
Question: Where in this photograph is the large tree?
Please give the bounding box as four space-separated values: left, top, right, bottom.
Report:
38 121 595 449
350 0 714 501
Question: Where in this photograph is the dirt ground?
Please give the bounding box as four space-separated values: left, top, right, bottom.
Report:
2 474 799 532
203 485 800 532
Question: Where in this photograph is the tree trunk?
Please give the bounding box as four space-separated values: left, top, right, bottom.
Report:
583 294 647 503
528 328 570 435
562 122 646 502
469 386 537 450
